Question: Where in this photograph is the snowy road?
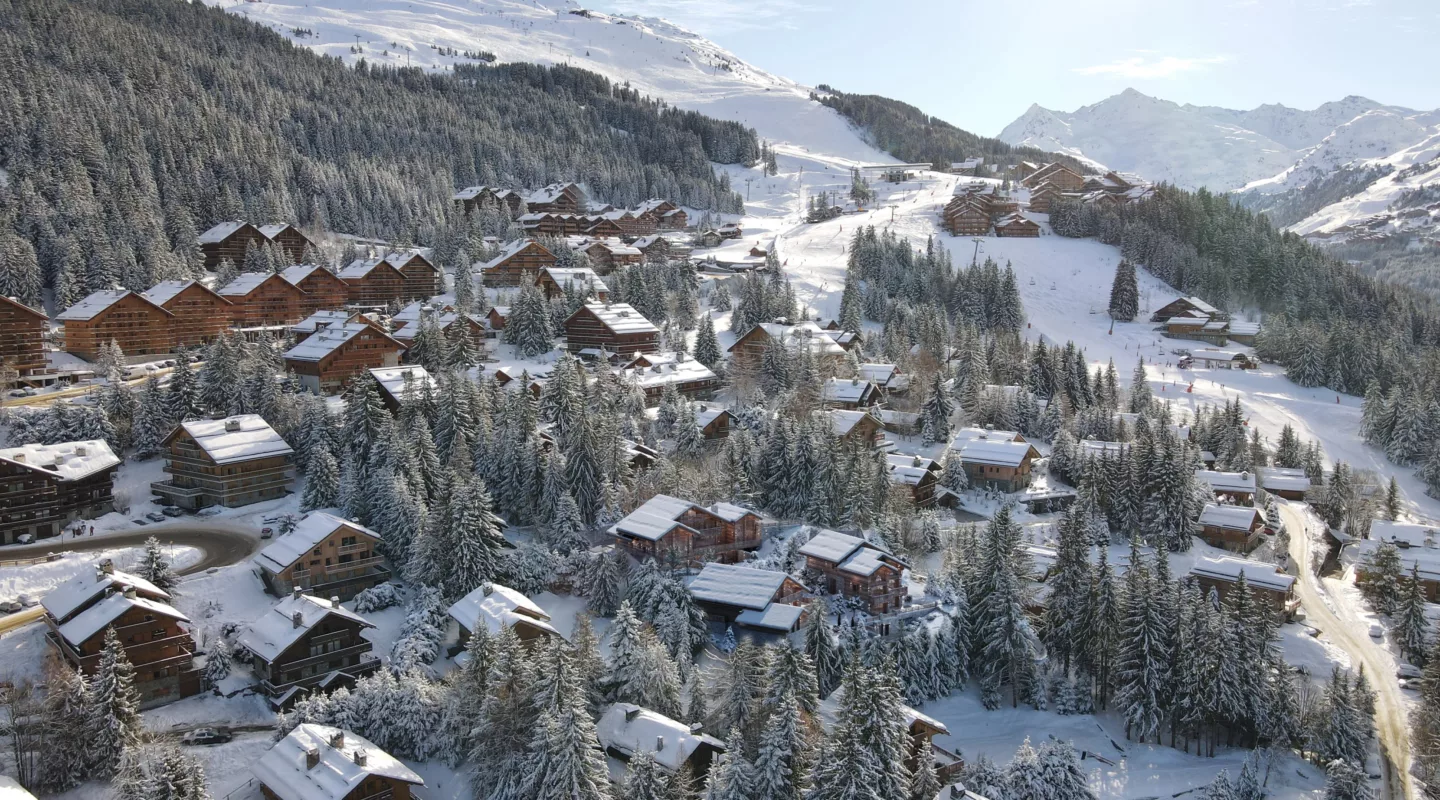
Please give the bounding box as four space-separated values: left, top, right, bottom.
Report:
1282 501 1414 800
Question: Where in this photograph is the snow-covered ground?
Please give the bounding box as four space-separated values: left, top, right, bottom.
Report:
0 544 201 603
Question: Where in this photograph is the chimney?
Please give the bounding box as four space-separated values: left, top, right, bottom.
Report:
304 747 320 770
655 735 665 752
292 611 304 629
96 567 107 583
224 418 241 433
352 750 367 767
10 453 22 463
329 596 339 608
100 559 115 575
75 446 87 457
292 586 303 600
123 586 136 599
624 707 641 723
330 731 345 748
482 583 493 597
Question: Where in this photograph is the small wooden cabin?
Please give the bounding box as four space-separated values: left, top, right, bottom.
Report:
609 494 765 565
1197 503 1266 553
563 302 660 357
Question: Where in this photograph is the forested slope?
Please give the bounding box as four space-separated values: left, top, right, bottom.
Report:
0 0 754 304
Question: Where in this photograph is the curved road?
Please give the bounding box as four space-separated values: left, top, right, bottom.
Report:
1282 501 1414 800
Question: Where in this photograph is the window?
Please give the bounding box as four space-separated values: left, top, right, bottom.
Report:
152 629 167 640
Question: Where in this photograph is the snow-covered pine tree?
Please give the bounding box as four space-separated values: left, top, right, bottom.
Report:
621 750 670 800
694 314 722 368
920 371 954 446
1128 357 1152 414
1322 758 1372 800
301 448 340 511
1397 565 1431 667
1107 260 1138 322
1036 739 1097 800
203 636 232 689
441 473 507 599
587 547 626 616
136 535 179 593
703 729 757 800
88 627 144 777
755 691 807 800
804 600 843 698
1114 544 1168 743
37 663 91 793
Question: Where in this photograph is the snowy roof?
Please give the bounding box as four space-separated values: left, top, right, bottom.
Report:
0 440 120 481
239 594 373 663
822 377 876 404
526 182 580 205
380 249 436 271
857 363 903 388
841 547 895 576
218 272 277 297
951 427 1023 444
1369 520 1440 547
596 704 724 773
1227 321 1261 336
576 303 659 335
57 290 163 322
197 220 248 244
392 300 454 325
825 409 879 437
735 603 805 631
734 321 846 358
694 405 731 430
580 239 642 257
952 436 1039 468
1190 349 1247 362
886 453 938 486
1163 316 1208 327
142 279 218 308
0 775 36 800
42 566 169 624
392 313 480 341
633 234 665 249
336 256 394 279
176 415 292 465
479 239 552 271
1259 467 1311 493
1346 526 1440 582
447 583 559 638
252 723 422 800
280 264 334 287
292 310 355 335
540 266 609 294
258 223 301 241
818 687 949 737
687 564 790 610
615 358 715 390
1196 470 1256 493
368 366 438 402
452 185 495 200
255 513 380 574
284 323 399 363
1181 296 1220 315
608 494 760 542
1191 556 1294 593
57 591 189 647
1198 503 1261 531
1080 440 1130 457
798 529 867 564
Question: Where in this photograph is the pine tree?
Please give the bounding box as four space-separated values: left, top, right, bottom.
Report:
88 627 144 777
920 371 954 445
755 692 807 800
1036 739 1097 800
588 548 627 616
1397 565 1432 667
704 730 757 800
1323 758 1372 800
694 314 722 368
804 601 843 698
1114 544 1168 743
137 535 179 593
622 751 671 800
1128 358 1152 414
440 473 507 599
1107 260 1138 321
301 448 340 511
37 663 92 793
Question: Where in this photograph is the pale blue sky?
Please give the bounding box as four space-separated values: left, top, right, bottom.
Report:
598 0 1440 135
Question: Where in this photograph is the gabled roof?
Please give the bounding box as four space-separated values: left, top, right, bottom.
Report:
1198 503 1261 531
1259 467 1311 493
825 409 879 437
596 704 724 773
142 279 231 308
379 248 438 272
280 264 341 287
258 223 307 242
0 294 45 320
526 182 582 205
197 221 251 244
218 272 291 298
254 512 380 574
1191 556 1294 593
238 594 373 663
447 583 559 638
1368 520 1439 547
798 528 868 564
58 591 189 647
729 321 846 358
735 603 804 631
42 566 169 624
336 256 404 280
539 266 609 294
171 415 292 465
687 563 791 611
0 440 120 481
607 494 761 541
568 303 659 335
821 377 877 405
368 366 438 403
615 357 715 390
391 312 482 341
253 724 422 800
951 433 1040 467
57 290 171 322
292 310 357 335
886 453 938 486
479 239 554 271
1191 349 1247 362
1196 470 1256 494
283 323 403 363
578 240 641 257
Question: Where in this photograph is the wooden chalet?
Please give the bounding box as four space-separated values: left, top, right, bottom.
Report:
57 290 173 362
291 310 363 344
280 265 351 316
218 272 307 329
728 321 848 374
694 229 724 248
0 440 119 544
479 240 557 287
42 565 200 707
1022 163 1084 192
799 529 908 614
718 222 743 239
563 302 660 357
1150 296 1222 323
695 405 735 439
257 223 318 265
950 428 1041 491
1027 183 1062 214
822 376 881 409
256 725 424 800
635 199 682 230
633 234 671 261
1259 467 1311 501
283 323 406 396
197 221 267 271
485 305 510 331
238 592 380 707
447 583 561 654
537 266 610 301
1196 469 1257 505
1348 521 1440 602
688 562 808 633
1190 556 1298 621
337 256 408 308
524 182 585 214
519 212 588 237
152 415 295 510
585 214 630 239
0 295 48 380
254 512 391 601
994 214 1041 238
390 311 485 356
825 409 886 448
609 494 766 566
386 249 444 300
368 365 438 412
943 203 990 236
141 280 234 351
452 185 525 217
887 453 942 506
597 704 725 779
1197 503 1266 553
578 240 643 273
615 353 718 404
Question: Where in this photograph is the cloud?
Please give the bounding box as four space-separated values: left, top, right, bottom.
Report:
1073 54 1230 79
600 0 819 32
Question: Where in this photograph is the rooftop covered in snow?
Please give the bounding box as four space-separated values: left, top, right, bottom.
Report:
238 594 373 664
1190 556 1294 593
1198 503 1262 530
447 583 559 639
608 494 761 542
57 591 189 647
254 513 380 575
596 703 724 773
0 440 120 482
41 564 169 624
172 415 292 465
252 723 423 800
687 563 791 611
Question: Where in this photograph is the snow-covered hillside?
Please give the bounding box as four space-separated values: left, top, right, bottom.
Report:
1239 108 1431 195
1288 128 1440 237
211 0 891 165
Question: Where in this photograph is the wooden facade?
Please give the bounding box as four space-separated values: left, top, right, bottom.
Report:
197 221 267 271
480 240 557 287
453 186 526 217
46 589 199 707
392 251 444 301
258 224 318 265
994 215 1041 238
580 240 643 273
220 273 307 329
1191 559 1298 621
0 295 47 378
1022 163 1085 192
142 281 234 351
611 495 765 566
338 259 408 308
0 441 119 544
525 182 585 214
243 594 380 702
799 530 908 615
282 265 351 316
256 515 391 602
152 416 295 510
58 291 174 362
1198 506 1265 553
285 324 406 396
564 303 660 356
943 202 990 236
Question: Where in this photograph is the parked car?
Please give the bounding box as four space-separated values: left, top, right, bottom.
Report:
131 519 148 527
161 506 183 518
17 594 37 608
196 508 221 518
0 601 22 614
260 527 274 539
180 727 233 746
145 511 166 523
7 390 25 398
1398 663 1423 680
16 534 34 545
1368 624 1384 639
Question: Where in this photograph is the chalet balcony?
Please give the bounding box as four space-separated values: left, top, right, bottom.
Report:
336 542 371 556
46 629 195 673
260 653 382 695
291 557 387 582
